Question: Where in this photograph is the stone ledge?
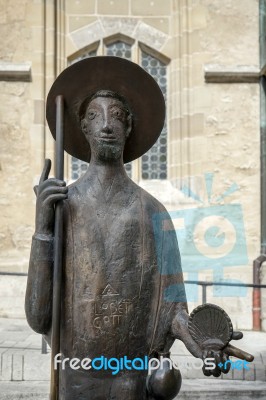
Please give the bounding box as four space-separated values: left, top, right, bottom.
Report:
0 63 32 82
204 64 260 83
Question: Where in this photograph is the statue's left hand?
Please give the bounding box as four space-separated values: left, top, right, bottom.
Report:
201 331 254 377
171 308 254 377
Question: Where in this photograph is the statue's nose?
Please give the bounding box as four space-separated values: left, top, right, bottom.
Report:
102 124 112 134
102 115 113 134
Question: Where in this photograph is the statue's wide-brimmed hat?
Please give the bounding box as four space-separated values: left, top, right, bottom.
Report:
46 56 165 163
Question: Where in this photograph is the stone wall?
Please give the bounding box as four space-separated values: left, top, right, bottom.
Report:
0 0 37 272
170 0 260 329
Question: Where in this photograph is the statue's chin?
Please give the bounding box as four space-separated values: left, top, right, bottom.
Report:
96 143 122 161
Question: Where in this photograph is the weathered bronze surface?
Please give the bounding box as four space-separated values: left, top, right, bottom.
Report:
25 57 253 400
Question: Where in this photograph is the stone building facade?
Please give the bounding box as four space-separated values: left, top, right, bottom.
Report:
0 0 264 330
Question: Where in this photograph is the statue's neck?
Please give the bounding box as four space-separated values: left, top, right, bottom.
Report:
85 157 128 187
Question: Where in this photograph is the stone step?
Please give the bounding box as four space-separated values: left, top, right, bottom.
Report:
179 379 266 399
0 381 49 400
0 380 266 400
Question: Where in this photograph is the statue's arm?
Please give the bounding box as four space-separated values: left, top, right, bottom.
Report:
25 160 67 334
171 306 202 358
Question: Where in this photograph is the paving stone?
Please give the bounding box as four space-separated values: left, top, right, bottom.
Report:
260 351 266 365
4 347 22 356
23 351 50 381
255 364 266 382
0 340 17 348
0 346 10 355
0 332 30 342
244 365 256 381
0 353 12 381
232 366 244 380
11 354 24 381
224 367 234 380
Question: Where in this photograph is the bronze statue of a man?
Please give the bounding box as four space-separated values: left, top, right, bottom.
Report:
25 57 253 400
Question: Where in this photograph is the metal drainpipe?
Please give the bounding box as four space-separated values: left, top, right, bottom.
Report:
253 256 266 330
43 0 46 162
253 0 266 331
53 0 58 177
54 0 58 80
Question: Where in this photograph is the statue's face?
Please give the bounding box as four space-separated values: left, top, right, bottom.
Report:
81 96 132 162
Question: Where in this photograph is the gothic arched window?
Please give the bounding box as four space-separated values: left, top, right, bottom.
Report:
141 51 167 179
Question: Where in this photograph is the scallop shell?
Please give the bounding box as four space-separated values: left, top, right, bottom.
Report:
188 303 233 349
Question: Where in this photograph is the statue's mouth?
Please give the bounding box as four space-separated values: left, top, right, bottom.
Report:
99 136 117 142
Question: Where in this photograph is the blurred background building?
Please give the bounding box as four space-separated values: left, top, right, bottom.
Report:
0 0 265 331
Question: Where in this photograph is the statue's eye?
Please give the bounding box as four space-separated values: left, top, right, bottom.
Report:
111 107 125 120
87 110 97 120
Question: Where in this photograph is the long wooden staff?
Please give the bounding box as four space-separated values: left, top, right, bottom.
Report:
50 94 64 400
